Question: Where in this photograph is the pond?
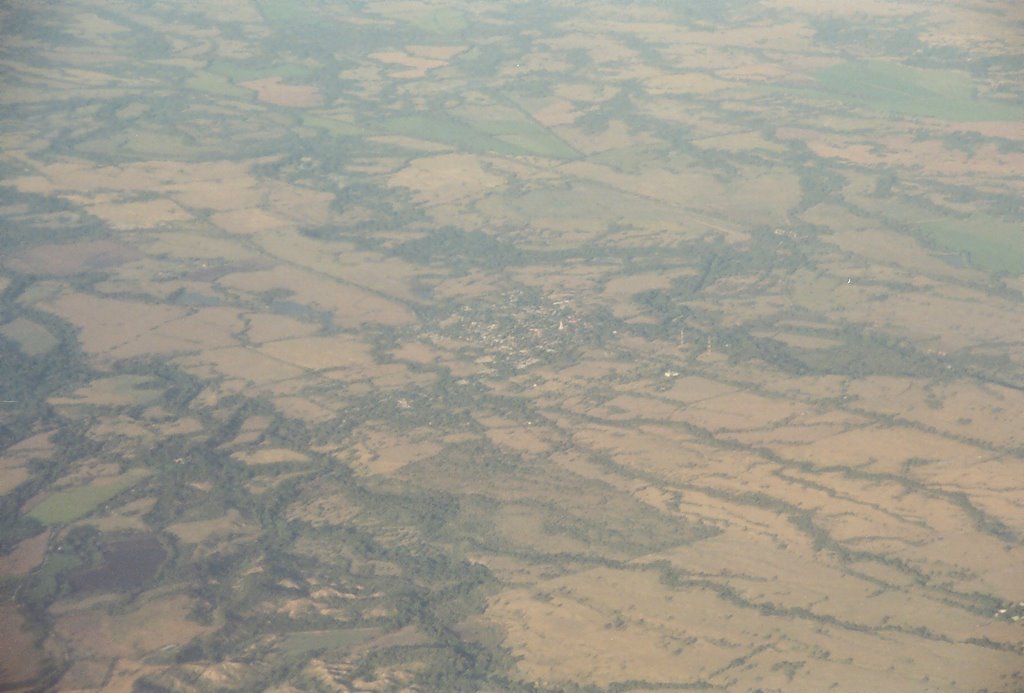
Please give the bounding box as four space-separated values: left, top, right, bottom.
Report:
69 533 167 594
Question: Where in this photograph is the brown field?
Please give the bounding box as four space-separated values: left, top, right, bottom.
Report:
847 376 1024 448
241 77 322 107
0 531 49 576
349 429 444 475
77 497 158 533
259 335 375 372
242 312 321 343
478 415 553 453
166 509 255 545
142 230 264 263
1 431 56 462
232 448 310 465
0 466 32 495
54 593 212 660
86 198 192 230
218 265 416 327
389 153 507 206
0 606 46 688
211 206 293 234
40 292 243 359
369 51 447 79
176 346 306 390
3 239 142 276
288 490 360 527
50 375 164 408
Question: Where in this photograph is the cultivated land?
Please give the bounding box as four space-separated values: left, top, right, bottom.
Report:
0 0 1022 691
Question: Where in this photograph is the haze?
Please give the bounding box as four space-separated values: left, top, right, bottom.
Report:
0 0 1022 690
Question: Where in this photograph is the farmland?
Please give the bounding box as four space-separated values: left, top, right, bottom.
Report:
0 0 1022 691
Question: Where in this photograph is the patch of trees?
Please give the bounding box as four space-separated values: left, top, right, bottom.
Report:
391 226 527 271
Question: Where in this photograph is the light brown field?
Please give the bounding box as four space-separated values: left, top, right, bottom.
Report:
259 335 374 372
176 346 306 391
142 230 263 264
0 431 56 491
769 424 990 474
350 430 443 476
389 153 507 206
218 265 416 327
54 593 212 660
85 415 157 445
56 656 115 691
2 431 56 462
77 497 158 533
0 606 46 687
841 287 1024 352
528 98 579 128
367 134 451 152
478 415 553 453
39 292 245 360
751 330 842 349
644 72 734 95
369 51 447 79
50 375 164 408
288 492 360 527
299 249 423 304
166 509 255 544
601 271 673 319
232 448 310 465
694 129 788 153
813 218 977 281
3 239 142 276
86 198 192 230
242 312 320 343
211 206 292 234
241 77 322 107
847 376 1024 449
0 532 49 576
267 395 338 423
492 542 1014 690
0 465 32 495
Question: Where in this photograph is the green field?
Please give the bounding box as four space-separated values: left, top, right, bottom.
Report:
303 114 362 136
814 61 1024 121
28 471 150 526
74 129 206 161
405 8 468 34
255 0 316 26
0 319 58 356
473 119 579 159
383 115 518 155
868 198 1024 274
187 72 252 99
208 60 312 84
383 114 577 159
917 216 1024 274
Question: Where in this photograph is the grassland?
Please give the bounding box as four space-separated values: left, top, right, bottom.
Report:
815 61 1024 122
916 216 1024 274
403 7 468 35
0 318 58 356
27 471 151 526
187 72 252 99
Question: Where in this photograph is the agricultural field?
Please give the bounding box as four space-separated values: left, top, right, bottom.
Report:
0 0 1022 691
